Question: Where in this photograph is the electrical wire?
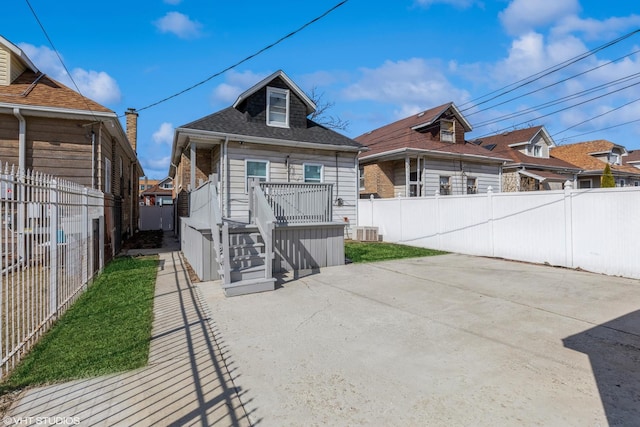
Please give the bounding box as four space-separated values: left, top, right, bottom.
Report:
134 0 349 114
458 28 640 113
25 0 100 123
555 118 640 143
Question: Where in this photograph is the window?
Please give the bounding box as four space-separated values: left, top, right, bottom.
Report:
303 163 323 183
409 170 422 197
267 87 289 128
246 160 268 191
439 176 451 195
466 177 477 194
578 179 591 189
617 179 626 187
529 144 542 157
635 181 640 187
609 152 621 165
105 157 112 194
440 120 455 143
359 165 365 190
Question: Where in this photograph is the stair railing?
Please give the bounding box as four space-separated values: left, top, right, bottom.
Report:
208 177 230 285
249 179 276 280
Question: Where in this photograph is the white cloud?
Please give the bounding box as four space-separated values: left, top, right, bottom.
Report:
552 14 640 41
152 122 174 145
154 12 203 39
144 156 171 170
211 70 270 104
17 43 121 104
343 58 470 111
499 0 580 36
414 0 480 8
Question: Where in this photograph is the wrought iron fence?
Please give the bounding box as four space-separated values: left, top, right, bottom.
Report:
0 164 104 379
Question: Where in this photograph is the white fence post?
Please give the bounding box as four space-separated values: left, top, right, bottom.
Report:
82 188 89 286
487 186 494 257
563 181 574 269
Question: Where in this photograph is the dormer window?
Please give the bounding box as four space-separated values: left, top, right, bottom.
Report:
440 120 455 143
529 144 542 157
609 151 621 165
267 87 289 128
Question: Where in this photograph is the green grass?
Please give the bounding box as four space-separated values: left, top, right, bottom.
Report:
0 255 158 394
345 241 447 263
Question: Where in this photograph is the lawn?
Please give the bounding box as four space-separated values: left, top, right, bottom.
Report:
0 255 158 394
345 241 447 263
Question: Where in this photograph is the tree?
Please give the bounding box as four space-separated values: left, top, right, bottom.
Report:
601 163 616 188
308 87 350 131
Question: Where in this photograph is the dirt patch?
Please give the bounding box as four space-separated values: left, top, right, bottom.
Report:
122 230 164 249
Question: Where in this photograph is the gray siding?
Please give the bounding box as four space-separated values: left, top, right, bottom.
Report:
225 141 358 225
273 223 345 273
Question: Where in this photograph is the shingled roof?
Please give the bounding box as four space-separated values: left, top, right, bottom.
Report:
356 103 506 162
181 106 363 149
550 140 640 175
473 126 580 171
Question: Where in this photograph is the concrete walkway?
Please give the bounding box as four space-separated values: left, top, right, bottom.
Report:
199 253 640 426
5 232 250 426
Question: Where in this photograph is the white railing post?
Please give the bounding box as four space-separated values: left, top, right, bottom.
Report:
49 179 58 317
82 188 89 286
487 186 494 257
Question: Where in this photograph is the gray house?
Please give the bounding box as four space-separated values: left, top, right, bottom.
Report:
170 70 366 296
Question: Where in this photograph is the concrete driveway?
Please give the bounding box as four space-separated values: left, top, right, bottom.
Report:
198 253 640 426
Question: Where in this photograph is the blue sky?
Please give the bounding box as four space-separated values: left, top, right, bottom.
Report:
3 0 640 178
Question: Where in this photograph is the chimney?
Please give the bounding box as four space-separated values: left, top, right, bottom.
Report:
125 108 138 152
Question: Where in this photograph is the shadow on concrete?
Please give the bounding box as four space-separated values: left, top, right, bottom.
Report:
563 310 640 426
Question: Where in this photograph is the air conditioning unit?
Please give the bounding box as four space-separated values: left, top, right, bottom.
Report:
353 226 379 242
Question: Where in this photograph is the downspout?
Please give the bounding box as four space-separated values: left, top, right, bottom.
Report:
13 108 26 173
223 136 229 217
91 130 96 189
13 108 26 260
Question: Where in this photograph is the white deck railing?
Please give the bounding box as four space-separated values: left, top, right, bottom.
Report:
259 182 333 224
1 164 104 379
251 182 276 280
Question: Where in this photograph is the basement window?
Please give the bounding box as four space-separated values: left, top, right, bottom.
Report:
267 87 289 128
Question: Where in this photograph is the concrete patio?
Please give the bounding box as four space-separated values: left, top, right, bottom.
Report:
199 253 640 426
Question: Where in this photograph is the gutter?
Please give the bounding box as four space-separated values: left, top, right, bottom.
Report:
359 147 508 164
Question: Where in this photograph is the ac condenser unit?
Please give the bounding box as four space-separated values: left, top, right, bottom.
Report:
353 226 379 242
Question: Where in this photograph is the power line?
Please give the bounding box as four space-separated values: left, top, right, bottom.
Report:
552 97 640 137
555 118 640 144
25 0 99 122
464 48 640 118
458 28 640 113
134 0 349 114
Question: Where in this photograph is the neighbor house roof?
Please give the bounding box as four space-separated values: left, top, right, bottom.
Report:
550 140 640 175
473 126 580 171
624 150 640 166
356 103 506 163
0 70 113 114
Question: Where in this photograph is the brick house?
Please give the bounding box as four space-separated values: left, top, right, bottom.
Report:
356 103 507 198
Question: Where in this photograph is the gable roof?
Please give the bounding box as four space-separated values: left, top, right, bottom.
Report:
356 103 506 163
625 150 640 165
550 140 640 175
473 126 580 171
232 70 316 116
0 36 112 116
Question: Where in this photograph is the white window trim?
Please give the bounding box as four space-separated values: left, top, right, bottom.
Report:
579 179 592 189
245 159 269 193
303 163 324 183
466 177 477 194
266 87 290 128
359 165 365 190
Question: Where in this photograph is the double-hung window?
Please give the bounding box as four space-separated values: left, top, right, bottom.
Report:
304 163 323 183
267 87 289 128
439 176 451 195
246 160 269 192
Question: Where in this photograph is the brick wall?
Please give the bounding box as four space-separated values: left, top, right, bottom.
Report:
362 161 396 198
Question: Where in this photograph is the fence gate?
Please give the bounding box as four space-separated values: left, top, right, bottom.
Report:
139 205 174 231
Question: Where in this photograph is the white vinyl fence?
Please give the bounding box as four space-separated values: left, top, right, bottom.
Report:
1 164 104 378
359 185 640 280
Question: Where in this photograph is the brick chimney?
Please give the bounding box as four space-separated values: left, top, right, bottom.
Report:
125 108 138 152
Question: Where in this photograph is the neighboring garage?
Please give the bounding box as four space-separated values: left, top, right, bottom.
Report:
199 253 640 426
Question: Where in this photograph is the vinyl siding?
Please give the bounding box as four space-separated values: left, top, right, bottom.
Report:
225 141 358 225
0 47 8 85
